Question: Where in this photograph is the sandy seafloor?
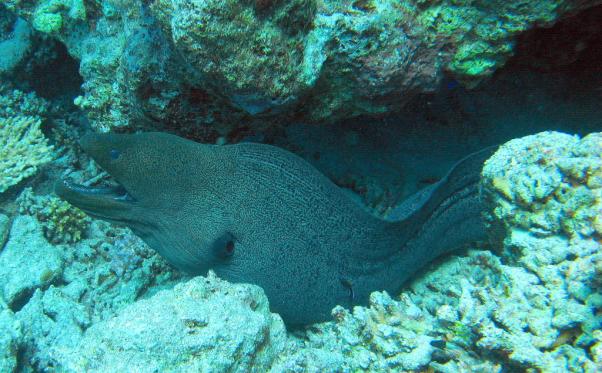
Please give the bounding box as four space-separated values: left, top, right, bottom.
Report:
1 4 602 373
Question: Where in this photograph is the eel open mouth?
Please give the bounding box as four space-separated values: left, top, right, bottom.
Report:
55 178 136 222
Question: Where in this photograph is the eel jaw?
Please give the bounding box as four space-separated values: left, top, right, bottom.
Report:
55 179 136 223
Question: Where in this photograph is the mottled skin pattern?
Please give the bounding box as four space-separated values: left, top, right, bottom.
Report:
56 132 495 326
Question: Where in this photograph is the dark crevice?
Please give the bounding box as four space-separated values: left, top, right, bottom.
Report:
26 40 83 101
9 287 35 313
15 345 29 373
510 4 602 73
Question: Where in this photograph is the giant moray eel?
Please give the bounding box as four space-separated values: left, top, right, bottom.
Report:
56 132 496 326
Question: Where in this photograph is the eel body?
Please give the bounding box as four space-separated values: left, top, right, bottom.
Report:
56 132 495 326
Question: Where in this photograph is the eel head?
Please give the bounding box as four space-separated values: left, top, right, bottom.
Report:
56 133 139 224
56 130 228 213
55 132 185 224
55 132 232 273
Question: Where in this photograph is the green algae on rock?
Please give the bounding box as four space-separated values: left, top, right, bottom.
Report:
416 0 582 84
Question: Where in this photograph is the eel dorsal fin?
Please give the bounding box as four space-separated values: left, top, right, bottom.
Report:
391 145 499 258
387 146 498 225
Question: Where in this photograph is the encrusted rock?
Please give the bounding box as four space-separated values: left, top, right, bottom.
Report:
6 0 600 131
0 309 22 372
0 215 63 309
59 273 287 372
0 213 10 251
15 286 89 370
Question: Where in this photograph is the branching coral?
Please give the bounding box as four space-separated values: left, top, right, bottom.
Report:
0 84 53 193
17 187 90 244
0 83 48 118
0 115 53 193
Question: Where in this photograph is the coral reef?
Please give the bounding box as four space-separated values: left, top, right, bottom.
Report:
16 285 90 369
416 0 573 83
0 84 52 193
272 131 602 372
0 115 53 193
5 0 600 132
30 0 86 34
479 131 602 369
58 273 287 372
1 0 601 369
17 187 90 244
483 131 602 239
150 0 317 115
0 83 47 125
60 224 181 323
271 250 505 371
276 292 448 371
0 128 600 371
0 215 183 370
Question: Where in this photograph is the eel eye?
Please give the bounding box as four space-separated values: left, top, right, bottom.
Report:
110 149 120 160
224 240 235 256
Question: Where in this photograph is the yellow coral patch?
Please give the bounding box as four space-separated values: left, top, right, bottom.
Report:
491 176 514 200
